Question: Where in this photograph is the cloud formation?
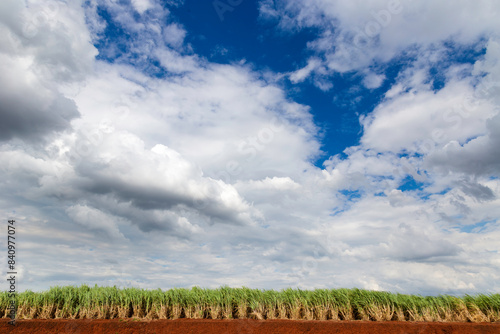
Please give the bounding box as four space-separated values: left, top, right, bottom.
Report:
0 0 499 296
260 0 500 85
0 0 96 142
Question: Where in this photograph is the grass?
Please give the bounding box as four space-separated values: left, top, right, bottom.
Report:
1 285 499 322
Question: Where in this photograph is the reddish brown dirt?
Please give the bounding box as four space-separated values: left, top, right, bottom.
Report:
1 319 499 334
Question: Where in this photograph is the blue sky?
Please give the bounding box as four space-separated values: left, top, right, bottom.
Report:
1 0 500 296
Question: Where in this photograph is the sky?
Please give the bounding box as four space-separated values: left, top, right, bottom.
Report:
0 0 499 296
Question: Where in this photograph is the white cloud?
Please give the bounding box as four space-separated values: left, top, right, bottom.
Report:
163 23 186 48
426 113 500 176
360 79 497 154
362 71 385 89
0 0 96 142
289 58 321 83
66 204 126 239
131 0 154 14
261 0 500 82
423 40 500 177
241 176 301 191
1 0 499 296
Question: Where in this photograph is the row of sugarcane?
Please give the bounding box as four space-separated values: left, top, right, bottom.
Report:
1 285 499 322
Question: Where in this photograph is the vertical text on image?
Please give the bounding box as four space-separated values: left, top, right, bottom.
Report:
7 219 17 326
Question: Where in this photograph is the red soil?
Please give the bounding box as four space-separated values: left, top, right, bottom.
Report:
1 319 499 334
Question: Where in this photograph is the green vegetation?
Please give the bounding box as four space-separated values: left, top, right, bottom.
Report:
1 285 499 322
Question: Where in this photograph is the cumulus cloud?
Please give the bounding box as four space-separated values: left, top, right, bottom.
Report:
360 80 496 154
66 131 256 227
130 0 154 14
309 31 500 291
1 0 499 296
362 71 385 89
289 58 322 84
426 114 500 177
1 0 322 288
162 22 186 48
260 0 500 82
66 204 125 239
84 0 189 75
382 223 462 261
0 0 96 142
